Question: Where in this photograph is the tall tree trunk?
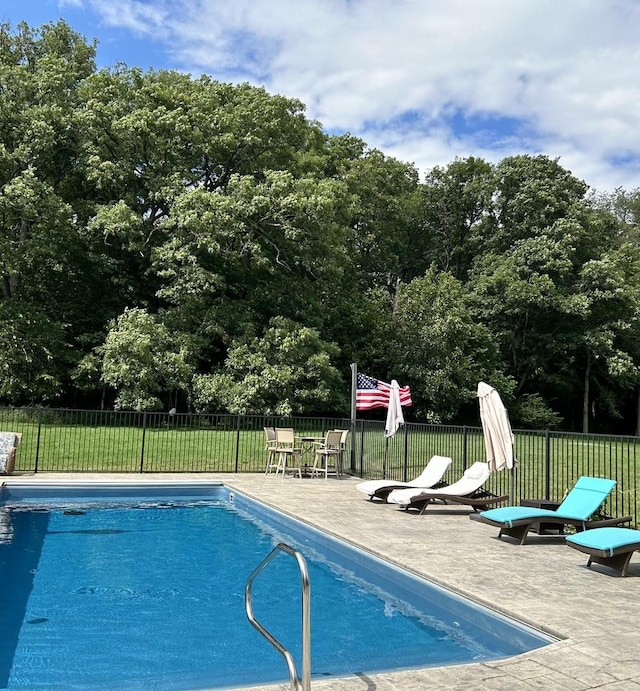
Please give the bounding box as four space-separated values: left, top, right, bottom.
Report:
582 350 591 434
3 218 31 298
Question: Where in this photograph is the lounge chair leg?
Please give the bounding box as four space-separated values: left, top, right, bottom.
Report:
418 499 433 515
587 552 634 577
498 524 530 545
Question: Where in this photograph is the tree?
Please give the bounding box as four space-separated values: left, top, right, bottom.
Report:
0 21 113 403
467 156 630 430
338 148 420 293
78 69 317 258
393 268 509 423
191 316 346 415
153 170 352 352
482 154 590 253
590 186 640 243
572 242 640 432
95 308 193 411
80 67 355 372
0 301 68 403
416 156 494 281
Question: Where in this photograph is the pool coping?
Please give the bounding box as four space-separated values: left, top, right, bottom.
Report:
3 473 640 690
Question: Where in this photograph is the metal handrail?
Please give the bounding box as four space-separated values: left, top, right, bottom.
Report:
245 542 311 691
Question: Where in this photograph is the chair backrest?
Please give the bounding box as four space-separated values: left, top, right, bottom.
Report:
388 461 490 505
337 429 349 446
0 432 18 452
263 426 277 445
437 462 490 495
556 476 617 520
275 427 295 447
412 455 452 486
323 430 343 450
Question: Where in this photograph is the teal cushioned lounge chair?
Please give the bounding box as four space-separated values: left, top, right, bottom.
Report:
476 476 630 545
566 527 640 577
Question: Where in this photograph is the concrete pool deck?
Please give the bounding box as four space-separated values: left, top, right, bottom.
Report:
3 472 640 690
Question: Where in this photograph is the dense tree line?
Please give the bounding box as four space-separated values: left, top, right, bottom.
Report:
2 20 640 433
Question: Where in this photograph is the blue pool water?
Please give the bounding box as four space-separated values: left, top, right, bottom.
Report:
0 482 554 689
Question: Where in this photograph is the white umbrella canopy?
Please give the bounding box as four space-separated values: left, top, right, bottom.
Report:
477 381 515 473
385 380 404 438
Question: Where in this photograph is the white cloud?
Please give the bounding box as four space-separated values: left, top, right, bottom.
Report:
74 0 169 35
76 0 640 191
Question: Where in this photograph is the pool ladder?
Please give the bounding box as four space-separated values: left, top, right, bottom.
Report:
245 542 311 691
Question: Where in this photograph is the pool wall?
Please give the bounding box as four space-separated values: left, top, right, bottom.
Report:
228 489 556 657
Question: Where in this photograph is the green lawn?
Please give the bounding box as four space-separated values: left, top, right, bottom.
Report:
5 416 639 526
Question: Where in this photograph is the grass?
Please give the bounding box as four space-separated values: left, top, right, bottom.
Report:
3 413 638 526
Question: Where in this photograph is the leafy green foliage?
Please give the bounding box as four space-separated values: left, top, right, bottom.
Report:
192 316 346 415
96 308 193 411
2 20 640 431
393 268 510 422
0 301 68 403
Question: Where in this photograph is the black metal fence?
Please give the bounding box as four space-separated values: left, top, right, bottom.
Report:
1 407 638 526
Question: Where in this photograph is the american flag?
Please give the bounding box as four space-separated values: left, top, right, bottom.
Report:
356 373 412 410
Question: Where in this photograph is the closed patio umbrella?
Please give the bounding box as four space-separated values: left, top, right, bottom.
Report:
385 380 405 438
382 380 405 480
477 381 516 501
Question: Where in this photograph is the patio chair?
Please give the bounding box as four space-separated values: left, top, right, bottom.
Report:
0 432 21 475
335 429 350 472
476 476 631 545
387 462 507 514
263 426 278 474
356 455 452 502
566 527 640 577
311 429 343 479
273 428 302 479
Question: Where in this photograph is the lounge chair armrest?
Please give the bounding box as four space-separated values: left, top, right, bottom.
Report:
586 515 633 529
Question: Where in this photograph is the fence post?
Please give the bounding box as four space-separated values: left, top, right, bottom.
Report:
544 430 551 500
139 412 147 473
462 426 468 470
35 406 42 473
359 421 365 477
235 415 242 473
403 424 409 482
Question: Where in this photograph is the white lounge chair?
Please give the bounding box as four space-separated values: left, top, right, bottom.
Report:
356 455 452 502
387 462 508 514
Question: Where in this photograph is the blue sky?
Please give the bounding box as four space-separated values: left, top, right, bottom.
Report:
3 0 640 193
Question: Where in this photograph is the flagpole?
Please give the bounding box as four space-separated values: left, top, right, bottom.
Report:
350 363 357 473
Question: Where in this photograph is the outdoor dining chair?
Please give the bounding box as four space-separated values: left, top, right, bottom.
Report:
263 426 278 474
311 429 343 479
273 427 302 479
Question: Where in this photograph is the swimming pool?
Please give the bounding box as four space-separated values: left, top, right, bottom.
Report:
0 481 555 689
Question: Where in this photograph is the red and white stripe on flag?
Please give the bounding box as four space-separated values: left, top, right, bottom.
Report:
356 373 412 410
